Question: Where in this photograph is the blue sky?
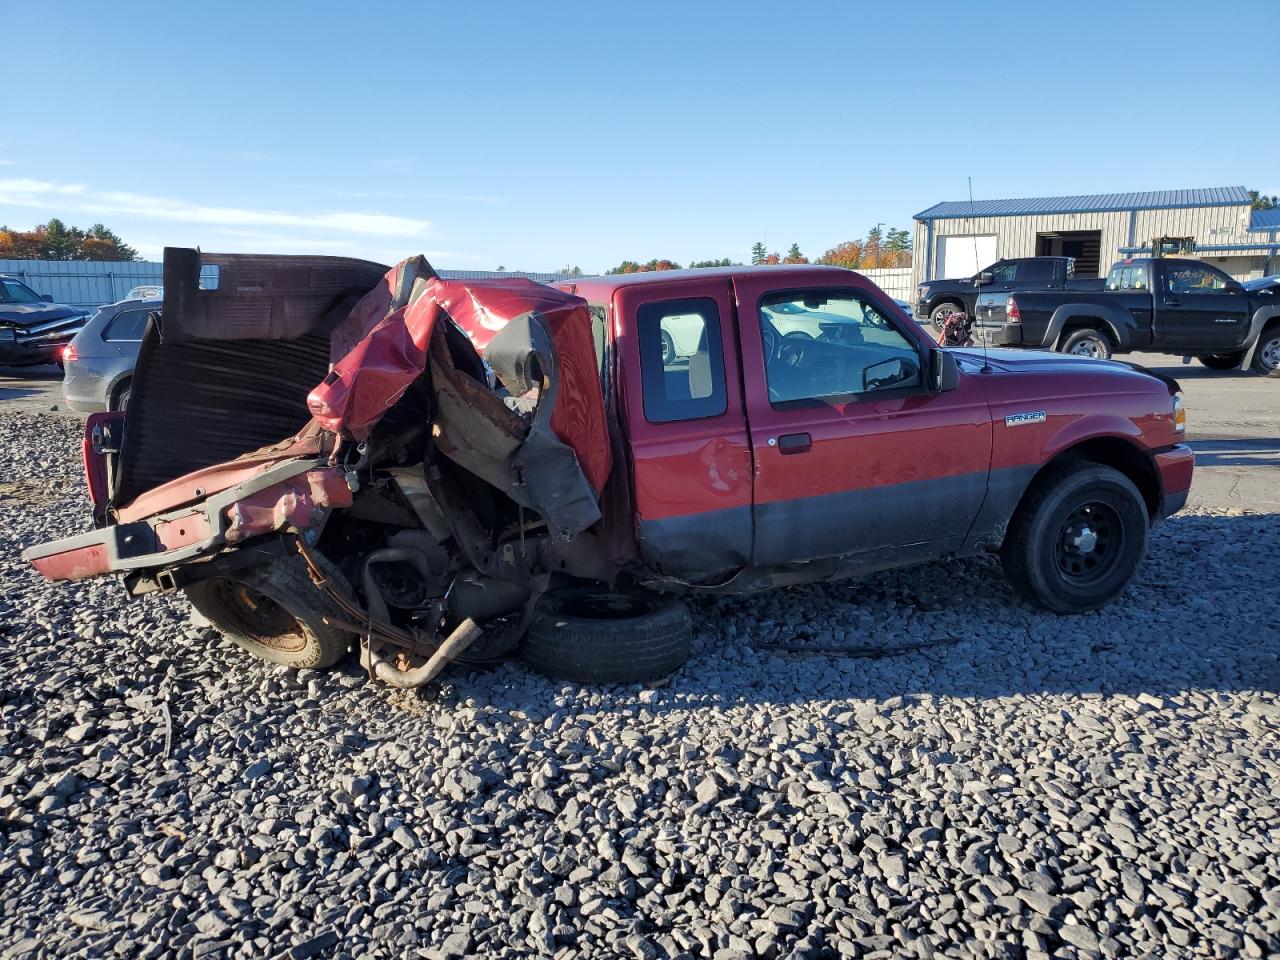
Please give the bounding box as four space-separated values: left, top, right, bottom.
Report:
3 0 1273 272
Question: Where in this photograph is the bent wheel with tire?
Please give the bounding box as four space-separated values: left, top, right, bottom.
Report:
1059 328 1113 360
522 587 692 683
1196 352 1243 370
184 551 354 669
1000 463 1149 614
1251 326 1280 378
660 330 677 366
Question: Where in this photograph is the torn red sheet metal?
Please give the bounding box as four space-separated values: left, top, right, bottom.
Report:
307 260 611 494
223 468 353 544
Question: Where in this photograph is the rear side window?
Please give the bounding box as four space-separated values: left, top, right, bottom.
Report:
637 297 727 423
1016 260 1054 282
1106 264 1150 291
104 309 151 341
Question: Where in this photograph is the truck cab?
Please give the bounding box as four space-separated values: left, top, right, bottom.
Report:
25 251 1194 687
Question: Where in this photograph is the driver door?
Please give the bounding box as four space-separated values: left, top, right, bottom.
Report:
734 275 992 566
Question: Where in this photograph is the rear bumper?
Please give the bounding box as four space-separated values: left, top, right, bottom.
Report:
22 459 351 581
974 324 1025 347
1155 443 1194 520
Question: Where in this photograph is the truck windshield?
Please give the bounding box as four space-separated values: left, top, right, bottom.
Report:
0 279 44 304
1106 263 1150 292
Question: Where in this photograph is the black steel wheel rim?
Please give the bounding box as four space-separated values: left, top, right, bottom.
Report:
1055 501 1123 586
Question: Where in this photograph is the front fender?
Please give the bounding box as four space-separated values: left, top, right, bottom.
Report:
1241 306 1280 368
1041 303 1135 352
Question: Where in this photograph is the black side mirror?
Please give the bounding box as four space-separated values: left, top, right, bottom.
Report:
41 293 54 302
929 348 960 392
975 271 994 287
1225 280 1243 293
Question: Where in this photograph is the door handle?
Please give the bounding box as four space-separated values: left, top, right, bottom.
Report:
776 432 812 455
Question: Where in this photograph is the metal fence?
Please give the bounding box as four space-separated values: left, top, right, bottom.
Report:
0 259 574 311
858 267 913 301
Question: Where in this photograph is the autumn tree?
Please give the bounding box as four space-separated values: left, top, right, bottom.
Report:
761 251 781 265
0 218 139 261
750 242 767 265
815 240 864 270
605 258 682 275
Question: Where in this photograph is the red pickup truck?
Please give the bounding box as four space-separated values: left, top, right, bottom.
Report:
24 249 1193 686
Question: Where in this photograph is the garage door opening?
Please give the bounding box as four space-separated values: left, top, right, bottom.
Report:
1036 230 1103 277
938 235 997 279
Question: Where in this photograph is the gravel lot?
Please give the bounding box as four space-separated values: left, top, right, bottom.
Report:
3 388 1279 958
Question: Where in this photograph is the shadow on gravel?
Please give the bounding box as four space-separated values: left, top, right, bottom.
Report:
1190 437 1280 468
0 387 41 403
641 511 1280 709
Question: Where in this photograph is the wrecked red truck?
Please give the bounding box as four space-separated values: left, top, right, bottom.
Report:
24 250 1194 685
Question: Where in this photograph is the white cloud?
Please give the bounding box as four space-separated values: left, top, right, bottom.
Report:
0 178 430 238
0 178 87 206
82 189 431 237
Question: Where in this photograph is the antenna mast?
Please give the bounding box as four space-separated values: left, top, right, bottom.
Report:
969 177 992 373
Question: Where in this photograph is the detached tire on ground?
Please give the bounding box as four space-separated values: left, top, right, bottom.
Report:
1059 328 1113 360
523 588 692 683
184 551 354 669
1001 463 1149 614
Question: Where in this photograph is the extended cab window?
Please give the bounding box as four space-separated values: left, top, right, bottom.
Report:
1106 263 1150 291
637 297 727 423
1165 264 1230 294
1016 260 1054 282
759 291 921 405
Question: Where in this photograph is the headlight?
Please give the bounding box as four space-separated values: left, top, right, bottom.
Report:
1172 393 1185 433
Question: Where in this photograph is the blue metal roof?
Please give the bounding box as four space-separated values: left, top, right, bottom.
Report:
1249 207 1280 232
915 186 1250 221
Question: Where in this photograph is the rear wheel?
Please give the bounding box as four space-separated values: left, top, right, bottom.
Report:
1001 463 1149 614
110 379 131 412
660 330 677 365
184 552 354 669
1251 326 1280 377
1197 352 1244 370
1060 328 1113 360
929 302 962 332
522 587 692 683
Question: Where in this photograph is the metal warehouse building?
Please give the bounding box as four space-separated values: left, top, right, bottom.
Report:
912 185 1279 288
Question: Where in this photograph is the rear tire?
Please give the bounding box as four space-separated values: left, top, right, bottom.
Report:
1060 328 1113 360
660 330 677 365
929 302 962 332
1197 352 1244 370
1250 326 1280 378
1000 463 1149 614
184 551 354 669
110 380 131 412
523 587 692 683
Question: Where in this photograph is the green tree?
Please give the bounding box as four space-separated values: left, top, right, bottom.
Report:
885 227 912 253
41 218 83 260
81 223 139 261
689 258 736 268
1250 190 1278 210
783 243 808 264
750 241 767 265
557 265 583 277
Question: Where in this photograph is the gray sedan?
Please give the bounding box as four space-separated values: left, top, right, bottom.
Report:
62 296 159 412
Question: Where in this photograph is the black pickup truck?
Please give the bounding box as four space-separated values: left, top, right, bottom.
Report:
974 258 1280 376
914 256 1104 331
